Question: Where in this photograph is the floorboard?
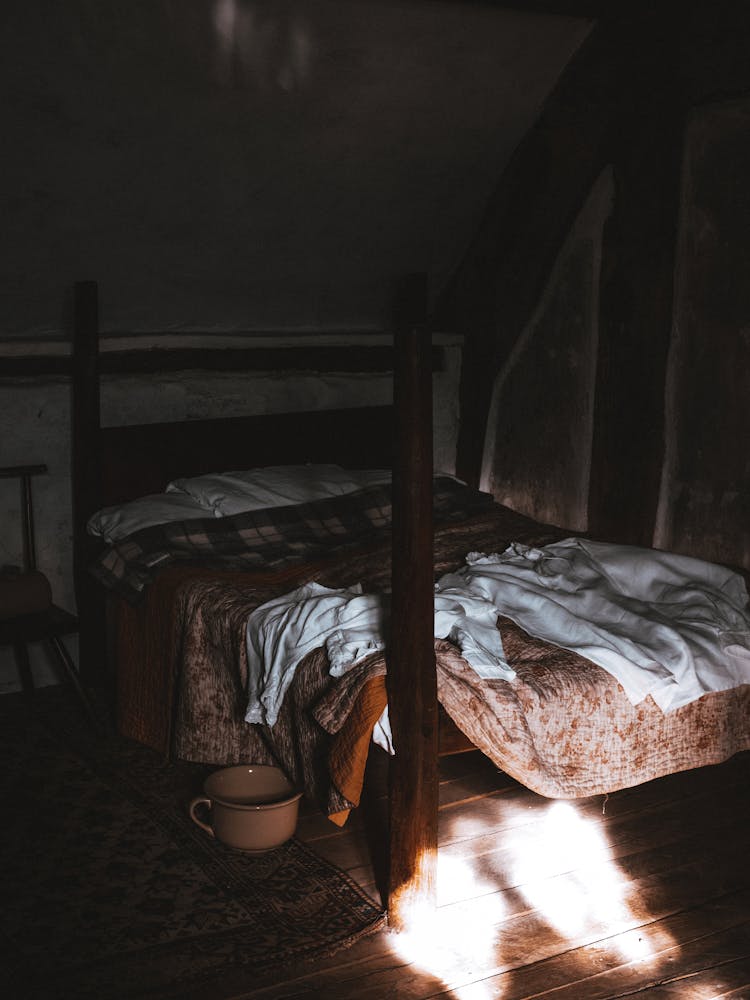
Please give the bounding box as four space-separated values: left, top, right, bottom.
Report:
12 686 746 999
243 749 750 1000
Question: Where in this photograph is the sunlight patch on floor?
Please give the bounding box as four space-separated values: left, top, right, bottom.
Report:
388 799 680 996
390 853 507 992
513 801 670 965
441 813 494 842
440 798 537 845
515 801 631 932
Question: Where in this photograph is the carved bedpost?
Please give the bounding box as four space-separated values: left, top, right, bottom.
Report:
387 273 439 930
71 280 106 688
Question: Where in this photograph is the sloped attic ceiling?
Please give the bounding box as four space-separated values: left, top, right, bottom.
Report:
3 0 591 336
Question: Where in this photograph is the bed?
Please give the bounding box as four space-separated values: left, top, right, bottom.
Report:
71 278 750 925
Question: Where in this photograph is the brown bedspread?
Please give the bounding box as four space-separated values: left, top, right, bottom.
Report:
114 499 750 822
318 626 750 824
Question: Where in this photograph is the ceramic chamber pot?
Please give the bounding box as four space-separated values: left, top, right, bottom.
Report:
189 764 303 853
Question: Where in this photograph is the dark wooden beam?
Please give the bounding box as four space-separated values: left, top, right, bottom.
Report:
97 345 445 375
0 355 72 377
587 24 683 545
1 345 445 378
387 273 438 930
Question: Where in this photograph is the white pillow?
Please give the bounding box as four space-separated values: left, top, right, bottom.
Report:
167 464 364 517
87 493 212 543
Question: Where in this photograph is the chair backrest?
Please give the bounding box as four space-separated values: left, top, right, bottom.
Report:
0 464 47 572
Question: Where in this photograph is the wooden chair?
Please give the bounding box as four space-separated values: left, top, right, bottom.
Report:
0 464 99 727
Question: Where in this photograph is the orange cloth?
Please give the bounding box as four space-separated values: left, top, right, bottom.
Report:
327 674 388 826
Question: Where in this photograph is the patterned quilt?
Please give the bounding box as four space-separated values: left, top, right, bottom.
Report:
110 489 750 823
93 479 497 601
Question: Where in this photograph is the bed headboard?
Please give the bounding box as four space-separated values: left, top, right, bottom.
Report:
70 279 418 684
90 408 396 510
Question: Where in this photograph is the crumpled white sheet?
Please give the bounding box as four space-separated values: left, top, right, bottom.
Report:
245 580 511 728
245 537 750 736
442 537 750 712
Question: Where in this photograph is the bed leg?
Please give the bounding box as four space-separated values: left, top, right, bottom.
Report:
387 273 439 931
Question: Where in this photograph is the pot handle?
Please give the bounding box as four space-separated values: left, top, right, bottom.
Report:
189 796 215 837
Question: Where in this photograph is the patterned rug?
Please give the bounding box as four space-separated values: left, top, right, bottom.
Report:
0 689 385 999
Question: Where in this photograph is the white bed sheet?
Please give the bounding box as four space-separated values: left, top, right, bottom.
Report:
244 538 750 742
440 538 750 711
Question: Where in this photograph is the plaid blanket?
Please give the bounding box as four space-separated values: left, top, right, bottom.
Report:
91 479 497 602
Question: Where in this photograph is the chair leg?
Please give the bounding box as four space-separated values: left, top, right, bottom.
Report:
13 642 35 696
47 635 103 733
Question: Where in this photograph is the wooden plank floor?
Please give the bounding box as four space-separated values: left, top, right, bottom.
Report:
243 748 750 1000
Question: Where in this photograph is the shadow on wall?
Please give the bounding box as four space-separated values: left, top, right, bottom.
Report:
481 169 613 535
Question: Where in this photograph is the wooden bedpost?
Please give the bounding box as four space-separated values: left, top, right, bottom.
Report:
71 280 106 688
387 273 439 930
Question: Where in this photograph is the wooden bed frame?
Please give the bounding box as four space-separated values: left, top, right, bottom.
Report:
71 275 453 926
67 278 750 930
